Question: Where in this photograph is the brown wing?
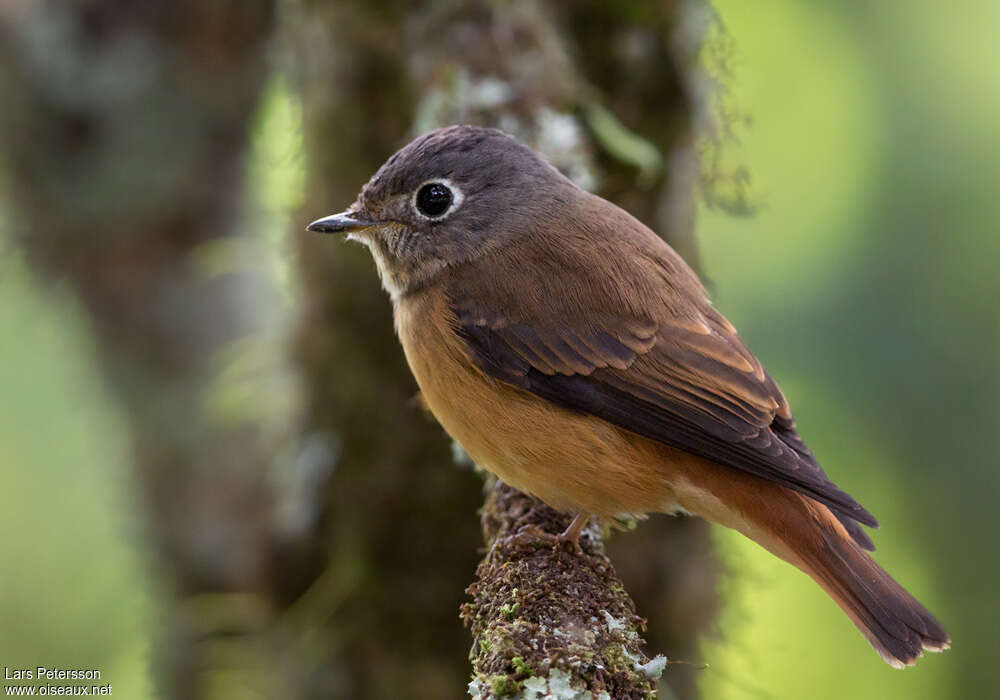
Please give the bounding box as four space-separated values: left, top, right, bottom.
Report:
447 225 877 547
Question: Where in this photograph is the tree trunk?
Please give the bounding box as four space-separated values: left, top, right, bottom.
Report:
0 3 302 698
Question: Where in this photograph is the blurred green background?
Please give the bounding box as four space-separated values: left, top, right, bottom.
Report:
1 0 995 698
697 1 998 698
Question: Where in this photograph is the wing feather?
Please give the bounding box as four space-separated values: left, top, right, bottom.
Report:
444 206 876 548
453 300 878 546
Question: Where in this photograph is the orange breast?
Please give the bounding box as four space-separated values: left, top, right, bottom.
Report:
394 285 684 519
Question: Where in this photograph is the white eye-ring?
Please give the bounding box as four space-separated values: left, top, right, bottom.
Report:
412 178 464 220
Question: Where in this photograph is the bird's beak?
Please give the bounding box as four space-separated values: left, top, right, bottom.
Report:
305 211 376 234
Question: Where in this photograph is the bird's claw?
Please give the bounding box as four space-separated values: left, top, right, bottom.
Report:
501 522 585 555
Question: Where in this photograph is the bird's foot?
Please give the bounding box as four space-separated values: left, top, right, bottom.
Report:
501 513 591 555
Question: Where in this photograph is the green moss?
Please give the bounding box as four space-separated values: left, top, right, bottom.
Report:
489 675 523 697
603 643 625 668
468 484 662 698
500 602 520 620
511 656 535 677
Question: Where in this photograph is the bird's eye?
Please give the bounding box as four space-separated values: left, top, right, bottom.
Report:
415 182 454 218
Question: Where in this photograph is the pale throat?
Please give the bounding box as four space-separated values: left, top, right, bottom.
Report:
348 230 445 301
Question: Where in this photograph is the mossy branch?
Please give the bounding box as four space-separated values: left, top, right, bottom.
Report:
463 482 666 700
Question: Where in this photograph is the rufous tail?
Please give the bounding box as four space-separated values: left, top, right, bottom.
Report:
750 493 949 667
678 469 950 667
794 506 950 667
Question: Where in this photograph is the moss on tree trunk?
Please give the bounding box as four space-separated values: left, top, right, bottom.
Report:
464 483 667 699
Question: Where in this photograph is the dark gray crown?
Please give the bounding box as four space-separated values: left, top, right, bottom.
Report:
359 125 565 207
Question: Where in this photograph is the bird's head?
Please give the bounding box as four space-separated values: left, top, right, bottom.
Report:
306 125 577 299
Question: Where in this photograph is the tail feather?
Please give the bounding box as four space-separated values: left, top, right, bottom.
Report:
834 510 876 551
805 522 950 667
672 460 950 667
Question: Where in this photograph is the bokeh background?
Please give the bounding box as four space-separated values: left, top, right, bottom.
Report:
0 1 996 699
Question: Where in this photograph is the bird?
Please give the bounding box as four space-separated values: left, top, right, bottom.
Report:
306 124 949 668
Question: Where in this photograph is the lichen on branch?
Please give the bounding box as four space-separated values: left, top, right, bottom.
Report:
463 482 666 700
